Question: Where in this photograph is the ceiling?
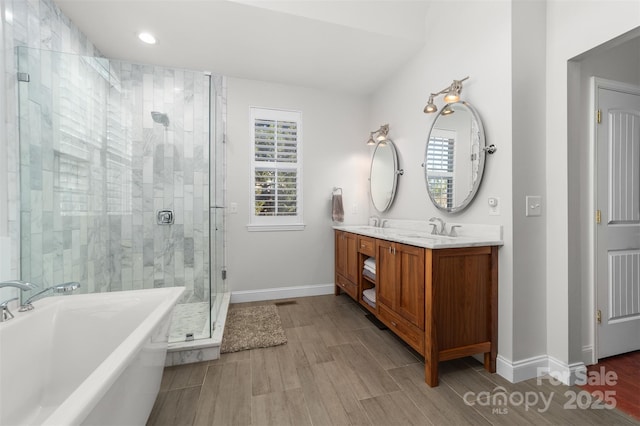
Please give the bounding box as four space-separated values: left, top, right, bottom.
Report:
54 0 430 95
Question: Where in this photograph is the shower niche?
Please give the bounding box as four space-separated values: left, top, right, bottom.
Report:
16 47 227 350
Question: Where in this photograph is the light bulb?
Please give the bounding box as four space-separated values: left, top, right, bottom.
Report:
138 32 157 45
443 91 459 103
424 103 438 113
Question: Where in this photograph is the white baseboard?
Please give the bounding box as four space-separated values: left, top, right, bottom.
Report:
230 283 334 303
497 354 587 385
582 345 595 366
497 354 549 383
547 356 587 385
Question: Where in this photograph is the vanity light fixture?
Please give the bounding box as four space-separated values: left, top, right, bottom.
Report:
367 124 390 145
423 76 469 114
441 105 454 115
137 32 157 45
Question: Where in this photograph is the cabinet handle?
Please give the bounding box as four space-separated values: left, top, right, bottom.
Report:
393 247 396 255
388 246 392 254
391 321 397 327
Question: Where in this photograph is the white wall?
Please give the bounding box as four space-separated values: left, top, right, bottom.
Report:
225 77 369 294
511 0 549 364
546 0 640 369
368 1 516 361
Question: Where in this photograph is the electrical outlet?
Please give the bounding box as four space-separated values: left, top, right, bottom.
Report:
229 202 238 214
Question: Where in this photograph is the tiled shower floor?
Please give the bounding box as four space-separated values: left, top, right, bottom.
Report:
168 302 210 342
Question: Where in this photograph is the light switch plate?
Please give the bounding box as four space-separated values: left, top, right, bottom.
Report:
526 196 542 217
229 202 238 214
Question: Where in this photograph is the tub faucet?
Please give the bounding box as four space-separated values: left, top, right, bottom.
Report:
0 297 18 322
19 282 81 312
0 280 38 291
429 217 446 235
0 280 38 322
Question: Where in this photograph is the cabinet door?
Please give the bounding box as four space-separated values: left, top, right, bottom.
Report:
396 243 425 329
335 231 347 277
335 231 358 284
376 239 396 309
344 232 358 283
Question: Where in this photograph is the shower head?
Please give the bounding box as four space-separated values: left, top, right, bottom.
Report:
151 111 170 128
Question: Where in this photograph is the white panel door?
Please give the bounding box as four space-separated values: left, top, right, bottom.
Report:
596 84 640 359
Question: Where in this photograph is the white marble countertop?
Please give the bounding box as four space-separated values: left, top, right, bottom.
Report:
333 223 504 249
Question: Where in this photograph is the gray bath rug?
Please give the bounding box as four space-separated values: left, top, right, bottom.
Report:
220 304 287 353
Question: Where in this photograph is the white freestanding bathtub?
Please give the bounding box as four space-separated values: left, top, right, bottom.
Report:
0 287 184 426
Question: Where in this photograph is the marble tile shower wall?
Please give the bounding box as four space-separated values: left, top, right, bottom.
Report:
109 61 210 301
4 0 101 278
4 0 211 302
17 54 210 300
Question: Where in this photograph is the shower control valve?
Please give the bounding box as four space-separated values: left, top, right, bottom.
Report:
157 210 174 225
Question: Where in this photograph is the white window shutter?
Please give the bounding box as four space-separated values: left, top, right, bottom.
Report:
249 108 304 231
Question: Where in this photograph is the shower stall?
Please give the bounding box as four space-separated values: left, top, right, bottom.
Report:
16 47 227 352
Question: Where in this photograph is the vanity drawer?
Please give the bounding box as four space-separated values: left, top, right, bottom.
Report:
378 303 425 355
336 273 357 299
358 236 376 256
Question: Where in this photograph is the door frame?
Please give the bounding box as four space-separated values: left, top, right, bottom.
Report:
590 77 640 364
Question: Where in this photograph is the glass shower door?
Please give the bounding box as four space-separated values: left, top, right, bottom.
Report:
17 47 111 295
210 75 227 323
17 47 216 345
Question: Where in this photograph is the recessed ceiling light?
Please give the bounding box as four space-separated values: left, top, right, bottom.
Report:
137 32 157 45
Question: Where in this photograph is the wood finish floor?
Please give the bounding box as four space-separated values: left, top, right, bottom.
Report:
147 294 638 426
579 351 640 421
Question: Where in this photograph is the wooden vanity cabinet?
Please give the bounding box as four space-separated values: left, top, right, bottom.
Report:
334 231 358 298
424 246 498 386
333 229 498 387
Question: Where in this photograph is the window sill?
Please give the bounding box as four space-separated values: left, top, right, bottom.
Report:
246 224 306 232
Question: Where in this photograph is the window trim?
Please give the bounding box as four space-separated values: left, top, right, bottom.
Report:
248 107 304 232
427 128 456 209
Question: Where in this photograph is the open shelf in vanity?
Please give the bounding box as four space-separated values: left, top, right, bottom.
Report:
357 235 377 315
334 225 501 387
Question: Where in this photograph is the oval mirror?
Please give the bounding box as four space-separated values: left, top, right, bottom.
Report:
370 139 402 212
424 101 486 213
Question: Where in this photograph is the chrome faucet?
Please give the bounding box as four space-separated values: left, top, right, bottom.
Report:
19 282 81 312
429 217 446 235
370 215 381 227
449 225 462 237
0 280 38 322
0 297 18 322
0 280 38 291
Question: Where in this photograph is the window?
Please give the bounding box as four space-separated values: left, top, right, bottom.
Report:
249 107 304 231
426 130 455 209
